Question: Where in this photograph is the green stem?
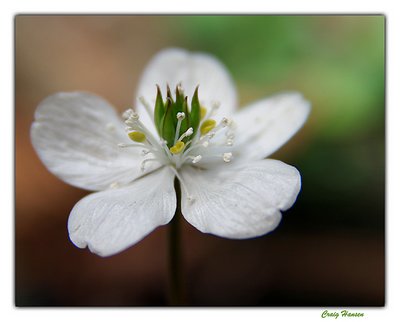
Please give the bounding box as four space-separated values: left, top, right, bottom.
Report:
168 178 185 305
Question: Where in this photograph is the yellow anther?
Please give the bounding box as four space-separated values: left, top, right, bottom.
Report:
200 119 216 135
169 141 185 154
128 131 146 142
200 106 207 120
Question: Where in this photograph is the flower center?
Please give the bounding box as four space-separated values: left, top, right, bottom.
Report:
118 84 236 199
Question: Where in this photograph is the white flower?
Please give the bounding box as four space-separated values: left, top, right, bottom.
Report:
31 48 310 257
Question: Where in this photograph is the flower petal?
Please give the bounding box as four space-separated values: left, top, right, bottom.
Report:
180 159 301 239
31 92 160 191
233 92 311 161
135 48 237 134
68 167 176 257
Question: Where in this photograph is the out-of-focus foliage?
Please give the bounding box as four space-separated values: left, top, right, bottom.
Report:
170 16 384 140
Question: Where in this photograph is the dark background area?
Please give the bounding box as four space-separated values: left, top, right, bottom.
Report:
15 15 385 306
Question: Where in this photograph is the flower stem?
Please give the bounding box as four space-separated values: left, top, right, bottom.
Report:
168 178 185 305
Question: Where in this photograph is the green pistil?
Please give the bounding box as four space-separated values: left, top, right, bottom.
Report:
154 85 202 148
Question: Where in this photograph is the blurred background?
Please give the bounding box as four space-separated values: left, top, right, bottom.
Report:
15 15 385 306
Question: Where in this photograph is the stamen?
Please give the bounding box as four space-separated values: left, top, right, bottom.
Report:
139 96 154 119
174 112 186 144
159 139 173 160
181 130 213 158
128 131 146 143
118 143 145 148
178 154 202 168
200 117 230 137
209 101 220 117
211 100 221 110
122 109 139 121
123 86 237 170
200 106 207 120
200 119 216 135
118 143 163 162
226 139 234 146
178 127 193 142
206 132 215 139
225 131 235 139
181 115 234 163
140 158 158 172
170 166 193 202
170 141 185 154
124 114 162 149
225 131 235 146
190 155 202 164
221 117 230 127
223 152 233 163
201 101 220 121
176 112 185 120
122 109 134 120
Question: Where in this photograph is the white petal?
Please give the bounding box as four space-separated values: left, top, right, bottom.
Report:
233 92 311 161
68 167 176 257
135 48 237 134
180 160 301 239
31 92 160 191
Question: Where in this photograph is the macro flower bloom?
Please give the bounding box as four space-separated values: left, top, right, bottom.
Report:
31 48 310 257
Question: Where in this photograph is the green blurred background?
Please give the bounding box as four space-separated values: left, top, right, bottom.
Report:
15 15 385 306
